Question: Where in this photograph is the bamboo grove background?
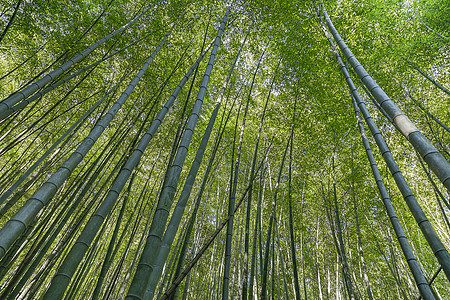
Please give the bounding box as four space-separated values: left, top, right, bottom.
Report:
0 0 449 299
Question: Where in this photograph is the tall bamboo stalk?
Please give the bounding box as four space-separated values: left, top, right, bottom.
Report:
320 6 450 284
126 7 231 299
322 7 450 194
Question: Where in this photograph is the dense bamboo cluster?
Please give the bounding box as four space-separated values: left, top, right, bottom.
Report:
0 0 449 299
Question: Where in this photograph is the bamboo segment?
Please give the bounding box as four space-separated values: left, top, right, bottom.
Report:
322 6 450 282
223 46 265 300
0 69 135 208
0 29 160 120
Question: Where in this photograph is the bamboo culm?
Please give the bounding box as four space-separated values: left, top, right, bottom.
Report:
0 68 136 208
160 142 272 300
125 7 231 300
403 57 450 96
261 136 290 300
325 30 436 300
0 28 162 120
42 26 218 300
143 103 220 299
322 6 450 282
223 46 265 300
0 0 21 44
287 98 302 300
322 8 450 194
0 3 163 116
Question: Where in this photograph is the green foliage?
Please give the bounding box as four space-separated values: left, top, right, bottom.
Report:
0 0 448 299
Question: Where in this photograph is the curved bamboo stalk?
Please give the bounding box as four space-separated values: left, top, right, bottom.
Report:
222 95 243 300
246 60 279 300
243 75 269 300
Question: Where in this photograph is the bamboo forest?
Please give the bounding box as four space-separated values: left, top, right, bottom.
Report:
0 0 449 299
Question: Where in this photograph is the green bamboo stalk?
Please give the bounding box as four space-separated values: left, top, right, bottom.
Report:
223 47 265 300
330 120 357 299
126 7 231 299
144 103 220 299
0 3 164 117
42 30 214 300
403 57 450 96
274 216 290 299
321 7 450 285
0 0 21 44
91 170 137 299
287 98 301 300
246 62 279 300
350 94 435 299
160 142 272 300
2 130 130 299
0 68 134 208
249 164 265 300
0 28 162 120
350 149 374 300
401 86 450 133
170 90 240 300
322 7 450 194
261 136 290 300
